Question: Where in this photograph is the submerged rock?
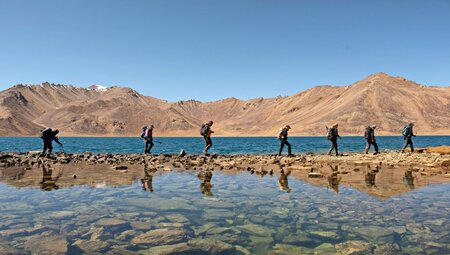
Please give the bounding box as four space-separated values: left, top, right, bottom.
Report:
188 238 233 253
236 224 275 237
131 228 186 245
308 231 340 241
335 240 372 255
268 244 314 255
72 239 109 254
139 243 190 255
96 218 127 227
25 235 68 254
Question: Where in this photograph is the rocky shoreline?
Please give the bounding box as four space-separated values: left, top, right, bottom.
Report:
1 150 449 171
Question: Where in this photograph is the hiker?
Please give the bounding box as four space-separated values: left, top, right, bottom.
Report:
40 128 63 155
327 124 341 156
278 125 293 156
364 125 379 155
141 125 154 154
401 123 416 152
200 121 214 155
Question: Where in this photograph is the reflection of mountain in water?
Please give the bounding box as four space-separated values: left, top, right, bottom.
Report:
0 162 142 190
0 161 448 199
288 163 447 200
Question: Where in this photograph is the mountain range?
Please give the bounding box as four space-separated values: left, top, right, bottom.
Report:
0 73 449 137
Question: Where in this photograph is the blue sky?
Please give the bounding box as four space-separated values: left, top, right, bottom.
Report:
0 0 449 102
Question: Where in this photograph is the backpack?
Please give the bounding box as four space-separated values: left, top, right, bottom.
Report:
200 124 208 136
327 127 334 139
277 128 284 139
364 127 372 139
402 125 411 137
40 127 52 139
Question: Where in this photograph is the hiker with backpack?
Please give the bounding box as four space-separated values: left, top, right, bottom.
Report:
326 124 341 156
141 125 154 154
401 123 416 152
40 128 63 155
364 125 379 155
278 125 293 156
200 121 214 155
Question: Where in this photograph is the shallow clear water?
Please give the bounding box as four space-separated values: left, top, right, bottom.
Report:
0 169 449 254
1 136 449 154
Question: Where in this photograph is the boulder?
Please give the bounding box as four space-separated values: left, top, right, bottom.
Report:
131 228 186 245
188 238 233 253
25 235 68 254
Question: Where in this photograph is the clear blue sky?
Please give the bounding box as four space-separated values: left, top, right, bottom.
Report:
1 0 449 102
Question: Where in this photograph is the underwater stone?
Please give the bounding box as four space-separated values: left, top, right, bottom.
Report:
236 224 275 237
188 238 233 253
25 235 68 254
139 243 190 255
96 218 127 227
308 231 340 241
72 239 110 254
268 244 313 255
335 240 372 255
131 228 186 245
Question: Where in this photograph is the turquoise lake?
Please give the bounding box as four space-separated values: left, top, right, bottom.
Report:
0 162 449 254
1 136 449 154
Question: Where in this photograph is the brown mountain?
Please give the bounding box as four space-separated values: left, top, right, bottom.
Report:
0 73 449 136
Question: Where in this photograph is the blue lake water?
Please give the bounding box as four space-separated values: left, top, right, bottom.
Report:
0 136 449 154
0 168 449 254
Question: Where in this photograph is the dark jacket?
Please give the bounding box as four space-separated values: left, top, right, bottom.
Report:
364 127 375 141
404 126 415 138
328 127 341 140
201 124 212 137
42 130 62 145
279 128 289 140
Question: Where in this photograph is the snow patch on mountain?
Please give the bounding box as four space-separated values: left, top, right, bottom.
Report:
88 85 108 91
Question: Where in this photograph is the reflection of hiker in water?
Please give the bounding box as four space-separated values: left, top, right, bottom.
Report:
40 162 61 191
140 168 153 192
198 170 213 196
327 165 341 193
278 169 292 193
403 169 415 189
365 166 378 188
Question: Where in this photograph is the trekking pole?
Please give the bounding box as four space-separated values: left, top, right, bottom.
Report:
60 144 65 153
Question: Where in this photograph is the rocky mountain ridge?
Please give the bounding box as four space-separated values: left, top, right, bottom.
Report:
1 73 449 136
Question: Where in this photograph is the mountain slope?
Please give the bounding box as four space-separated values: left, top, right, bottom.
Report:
0 73 449 136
